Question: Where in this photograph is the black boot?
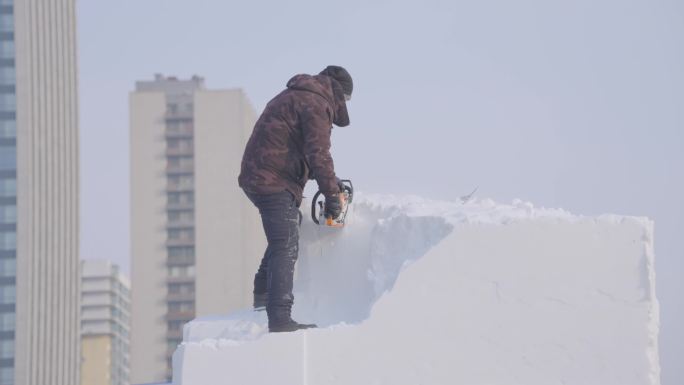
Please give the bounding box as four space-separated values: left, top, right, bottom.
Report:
269 319 317 333
253 292 268 311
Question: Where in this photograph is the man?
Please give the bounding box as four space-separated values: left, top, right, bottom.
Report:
238 65 353 332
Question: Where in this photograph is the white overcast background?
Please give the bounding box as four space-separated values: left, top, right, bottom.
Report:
79 1 683 383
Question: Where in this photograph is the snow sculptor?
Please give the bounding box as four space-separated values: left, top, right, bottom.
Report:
238 65 354 333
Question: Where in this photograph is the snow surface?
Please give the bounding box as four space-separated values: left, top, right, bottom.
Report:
173 194 660 385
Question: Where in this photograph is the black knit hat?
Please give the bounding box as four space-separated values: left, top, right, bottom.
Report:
319 65 353 97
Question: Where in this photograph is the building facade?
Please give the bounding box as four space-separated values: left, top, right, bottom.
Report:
81 260 130 385
130 75 263 383
1 0 80 385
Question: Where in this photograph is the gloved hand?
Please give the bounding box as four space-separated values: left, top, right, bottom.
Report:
324 193 342 219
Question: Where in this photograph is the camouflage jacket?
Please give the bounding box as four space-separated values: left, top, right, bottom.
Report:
238 74 350 206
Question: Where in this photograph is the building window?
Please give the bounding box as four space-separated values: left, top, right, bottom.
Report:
168 228 193 240
0 259 13 277
0 312 13 332
0 147 15 170
0 41 14 60
167 119 194 135
0 94 14 111
176 210 193 221
168 174 193 188
168 302 193 313
0 340 12 359
167 265 194 278
0 66 14 87
168 284 181 294
168 282 194 295
0 120 14 138
167 246 194 258
0 232 14 250
168 320 183 331
0 205 15 223
0 179 14 197
0 15 12 34
167 138 193 150
167 138 179 148
167 191 193 205
0 40 11 62
0 367 13 385
167 192 180 204
167 155 193 168
167 156 180 167
0 284 14 304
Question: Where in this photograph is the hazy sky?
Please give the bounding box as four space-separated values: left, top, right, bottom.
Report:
78 0 683 383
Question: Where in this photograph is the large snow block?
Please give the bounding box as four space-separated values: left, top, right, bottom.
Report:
172 197 660 385
173 333 305 385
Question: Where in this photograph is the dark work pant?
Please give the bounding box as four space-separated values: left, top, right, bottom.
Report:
245 190 302 325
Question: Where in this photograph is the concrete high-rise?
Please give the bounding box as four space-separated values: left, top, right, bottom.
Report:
81 260 130 385
0 1 80 385
129 75 264 383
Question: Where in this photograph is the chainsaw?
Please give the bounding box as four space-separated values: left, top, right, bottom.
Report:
311 179 354 227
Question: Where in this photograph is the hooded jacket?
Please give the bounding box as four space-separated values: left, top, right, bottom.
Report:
238 74 350 205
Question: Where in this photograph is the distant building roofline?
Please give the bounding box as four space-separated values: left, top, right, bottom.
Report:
135 73 206 94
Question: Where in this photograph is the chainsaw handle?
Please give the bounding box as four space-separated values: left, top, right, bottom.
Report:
311 190 323 225
339 179 354 203
311 179 353 225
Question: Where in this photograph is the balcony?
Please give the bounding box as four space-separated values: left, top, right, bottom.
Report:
166 237 194 247
166 163 194 175
165 147 194 157
165 310 195 322
166 292 195 302
166 275 194 284
165 127 193 139
167 254 194 266
166 181 194 192
81 295 113 307
166 201 194 211
165 110 193 121
82 279 113 293
167 218 194 229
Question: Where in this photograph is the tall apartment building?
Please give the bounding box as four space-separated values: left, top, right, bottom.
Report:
130 75 264 383
81 260 130 385
0 1 80 385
